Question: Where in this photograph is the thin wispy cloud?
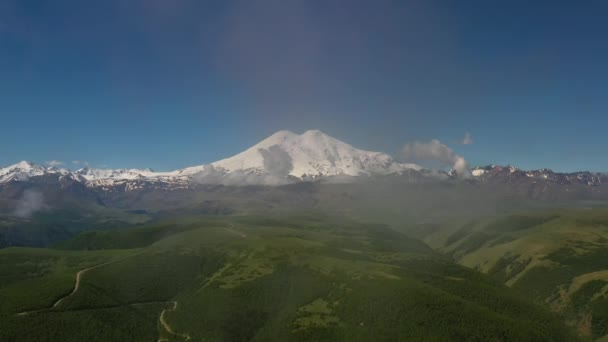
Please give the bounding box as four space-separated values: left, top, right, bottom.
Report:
45 160 64 167
462 132 473 145
14 189 44 218
72 160 89 167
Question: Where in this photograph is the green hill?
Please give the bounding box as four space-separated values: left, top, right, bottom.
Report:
0 215 577 341
432 208 608 339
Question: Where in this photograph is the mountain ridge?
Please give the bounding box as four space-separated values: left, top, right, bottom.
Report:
1 130 607 190
1 130 423 187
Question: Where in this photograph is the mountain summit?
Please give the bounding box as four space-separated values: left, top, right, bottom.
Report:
210 130 420 179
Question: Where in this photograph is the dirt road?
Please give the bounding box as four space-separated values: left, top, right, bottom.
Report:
158 301 191 341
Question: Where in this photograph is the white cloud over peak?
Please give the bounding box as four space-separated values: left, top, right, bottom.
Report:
401 139 470 177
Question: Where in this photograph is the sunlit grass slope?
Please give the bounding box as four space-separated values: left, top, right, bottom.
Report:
439 208 608 339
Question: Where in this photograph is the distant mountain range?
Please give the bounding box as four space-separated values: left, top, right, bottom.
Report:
2 130 608 249
0 130 606 191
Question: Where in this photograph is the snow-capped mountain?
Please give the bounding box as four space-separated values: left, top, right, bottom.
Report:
0 130 421 189
470 165 607 187
0 161 58 183
212 130 420 178
2 130 606 192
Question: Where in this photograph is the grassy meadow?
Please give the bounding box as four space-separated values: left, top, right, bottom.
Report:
433 208 608 339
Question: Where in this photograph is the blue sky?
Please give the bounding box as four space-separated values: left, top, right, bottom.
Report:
1 0 607 172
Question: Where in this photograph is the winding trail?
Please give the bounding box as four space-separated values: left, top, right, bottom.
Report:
14 249 193 341
16 251 143 316
51 258 120 309
158 301 191 342
226 223 247 238
158 222 243 340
